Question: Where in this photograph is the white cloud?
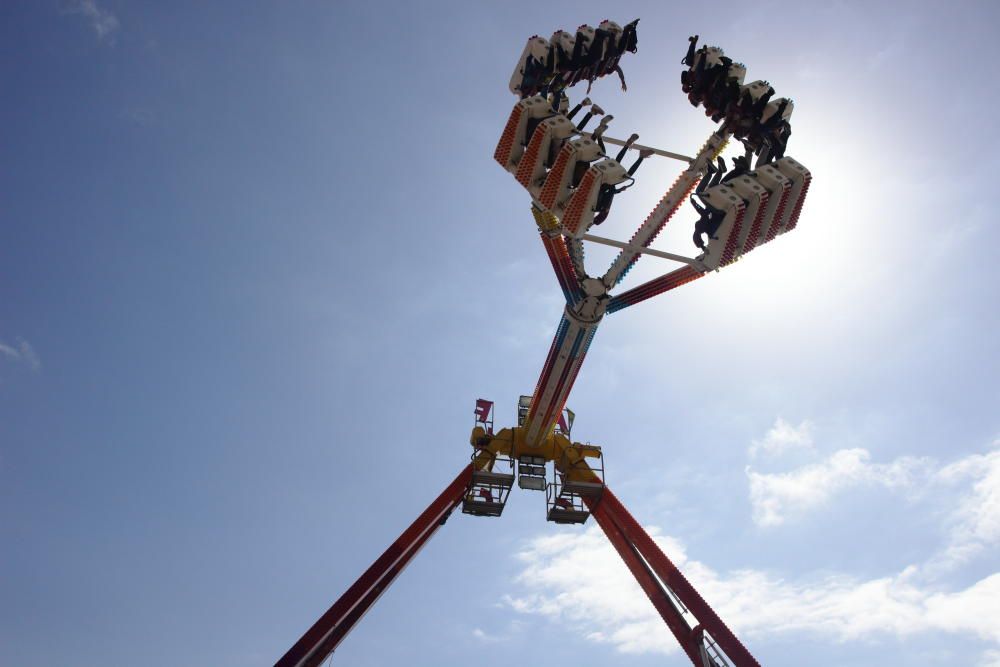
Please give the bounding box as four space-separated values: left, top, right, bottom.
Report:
505 526 1000 658
931 447 1000 570
63 0 120 42
504 528 685 655
981 648 1000 667
0 338 41 372
746 447 931 527
505 436 1000 662
748 418 814 459
472 627 502 642
745 433 1000 573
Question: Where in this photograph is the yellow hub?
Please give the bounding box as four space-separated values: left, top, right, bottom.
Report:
469 425 602 484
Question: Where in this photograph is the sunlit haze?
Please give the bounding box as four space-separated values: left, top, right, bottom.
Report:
1 2 998 666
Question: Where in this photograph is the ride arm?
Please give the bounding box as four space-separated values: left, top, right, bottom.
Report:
521 310 599 448
534 207 585 306
274 464 473 667
602 129 729 288
606 265 705 314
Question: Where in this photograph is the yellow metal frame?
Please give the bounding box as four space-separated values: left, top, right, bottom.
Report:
469 425 603 485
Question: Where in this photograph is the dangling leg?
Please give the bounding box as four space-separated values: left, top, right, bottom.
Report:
695 160 716 195
548 89 566 113
575 104 605 132
710 156 727 187
682 35 699 65
614 64 628 92
615 133 640 162
628 148 655 176
566 97 592 121
591 115 613 154
592 184 615 226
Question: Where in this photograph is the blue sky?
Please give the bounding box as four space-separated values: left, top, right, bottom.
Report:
1 1 998 666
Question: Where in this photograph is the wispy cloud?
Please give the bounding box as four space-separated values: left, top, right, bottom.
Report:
745 427 1000 572
505 432 1000 662
931 447 1000 570
748 417 814 459
746 447 930 527
0 338 41 372
981 649 1000 667
471 627 502 643
62 0 120 42
505 526 1000 657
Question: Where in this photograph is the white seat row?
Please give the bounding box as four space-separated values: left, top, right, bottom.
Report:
495 95 628 236
697 157 811 269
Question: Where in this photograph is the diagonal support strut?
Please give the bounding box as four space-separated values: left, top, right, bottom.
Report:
275 464 473 667
589 488 761 667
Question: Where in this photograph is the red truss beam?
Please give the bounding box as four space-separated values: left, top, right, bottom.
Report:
277 473 759 667
596 505 704 665
541 231 584 306
275 464 473 667
591 489 760 667
606 265 704 314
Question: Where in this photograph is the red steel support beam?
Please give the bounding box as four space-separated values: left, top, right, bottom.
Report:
591 499 704 665
541 232 584 306
596 488 760 667
309 514 439 662
606 265 705 314
275 464 473 667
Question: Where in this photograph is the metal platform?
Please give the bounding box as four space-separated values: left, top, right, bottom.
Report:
462 468 514 518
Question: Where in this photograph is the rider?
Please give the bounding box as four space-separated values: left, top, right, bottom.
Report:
721 154 752 183
592 143 655 226
690 157 728 249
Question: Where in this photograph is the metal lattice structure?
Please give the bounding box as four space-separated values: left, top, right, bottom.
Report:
276 19 812 667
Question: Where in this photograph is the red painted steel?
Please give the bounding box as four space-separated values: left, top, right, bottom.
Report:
785 173 811 231
607 265 704 313
591 499 703 665
541 233 583 305
275 464 473 667
720 205 748 267
742 190 771 250
526 315 571 427
311 515 439 665
598 488 760 667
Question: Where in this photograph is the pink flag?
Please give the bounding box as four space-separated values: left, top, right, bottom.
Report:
474 399 493 423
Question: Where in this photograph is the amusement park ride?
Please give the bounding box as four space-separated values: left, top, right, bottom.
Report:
276 19 811 667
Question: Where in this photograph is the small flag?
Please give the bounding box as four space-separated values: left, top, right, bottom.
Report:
558 408 575 434
474 399 493 424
